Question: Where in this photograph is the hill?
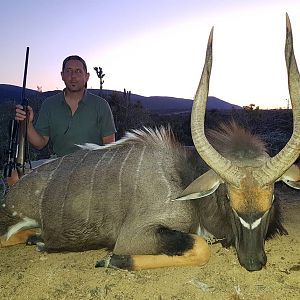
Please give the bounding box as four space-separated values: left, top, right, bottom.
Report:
0 84 38 102
0 84 241 113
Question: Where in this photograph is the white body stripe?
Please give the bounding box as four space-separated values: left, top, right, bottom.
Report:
6 217 39 240
118 145 135 197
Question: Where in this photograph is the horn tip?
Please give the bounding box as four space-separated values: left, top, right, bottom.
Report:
209 27 214 45
286 13 291 33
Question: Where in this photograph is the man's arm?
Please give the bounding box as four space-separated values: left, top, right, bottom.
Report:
16 104 49 150
98 97 116 145
102 133 115 145
27 122 49 149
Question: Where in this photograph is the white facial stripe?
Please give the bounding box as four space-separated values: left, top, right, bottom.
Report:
251 218 262 229
233 206 269 230
239 216 250 229
238 216 262 230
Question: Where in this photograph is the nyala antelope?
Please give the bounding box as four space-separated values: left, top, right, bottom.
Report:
0 14 299 271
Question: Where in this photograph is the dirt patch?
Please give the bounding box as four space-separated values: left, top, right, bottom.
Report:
0 187 299 300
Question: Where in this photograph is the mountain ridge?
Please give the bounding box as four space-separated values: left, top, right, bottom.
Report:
0 84 241 113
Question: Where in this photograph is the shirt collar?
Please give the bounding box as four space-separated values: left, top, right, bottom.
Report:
61 89 88 105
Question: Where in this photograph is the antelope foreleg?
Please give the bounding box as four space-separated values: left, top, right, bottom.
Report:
96 235 210 270
0 229 40 247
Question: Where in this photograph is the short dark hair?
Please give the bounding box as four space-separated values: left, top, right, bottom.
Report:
62 55 87 72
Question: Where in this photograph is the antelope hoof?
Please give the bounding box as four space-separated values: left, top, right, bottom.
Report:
95 254 132 270
36 242 46 252
26 234 44 245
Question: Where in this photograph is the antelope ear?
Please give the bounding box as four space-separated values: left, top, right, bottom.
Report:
175 169 223 201
278 164 300 189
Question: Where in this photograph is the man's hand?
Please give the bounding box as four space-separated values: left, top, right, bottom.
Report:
103 134 115 145
15 105 34 123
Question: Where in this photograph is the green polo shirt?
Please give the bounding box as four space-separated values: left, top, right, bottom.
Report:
35 90 116 156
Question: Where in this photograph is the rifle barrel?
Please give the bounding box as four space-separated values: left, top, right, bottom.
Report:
21 47 30 105
16 47 30 177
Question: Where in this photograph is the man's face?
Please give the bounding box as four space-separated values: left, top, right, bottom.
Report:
61 59 90 92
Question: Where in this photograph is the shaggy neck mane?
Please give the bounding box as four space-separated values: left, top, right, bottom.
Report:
77 126 183 152
123 126 176 144
207 121 267 160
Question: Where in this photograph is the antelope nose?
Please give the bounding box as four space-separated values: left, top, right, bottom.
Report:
244 255 266 272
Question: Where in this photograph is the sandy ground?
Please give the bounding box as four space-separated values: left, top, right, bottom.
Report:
0 185 299 300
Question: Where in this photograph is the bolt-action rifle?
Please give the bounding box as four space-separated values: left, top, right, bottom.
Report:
3 47 31 185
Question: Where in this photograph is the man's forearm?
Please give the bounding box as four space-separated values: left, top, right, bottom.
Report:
27 123 49 149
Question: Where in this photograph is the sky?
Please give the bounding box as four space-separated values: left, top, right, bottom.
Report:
1 0 300 109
